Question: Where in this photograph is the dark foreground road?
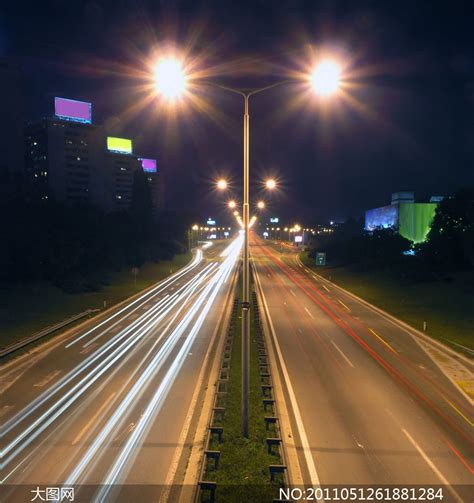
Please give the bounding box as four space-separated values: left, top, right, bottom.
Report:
252 237 473 502
1 237 242 502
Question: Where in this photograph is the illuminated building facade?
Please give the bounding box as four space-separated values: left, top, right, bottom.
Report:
24 99 162 214
365 192 439 243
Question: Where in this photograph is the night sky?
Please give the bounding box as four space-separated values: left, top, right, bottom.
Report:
3 0 473 224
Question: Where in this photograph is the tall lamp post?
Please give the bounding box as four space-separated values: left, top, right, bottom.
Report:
153 57 342 437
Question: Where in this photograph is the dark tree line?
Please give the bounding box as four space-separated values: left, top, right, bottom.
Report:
0 170 189 293
308 188 474 277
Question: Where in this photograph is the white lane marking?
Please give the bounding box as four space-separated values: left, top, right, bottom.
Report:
33 370 61 388
331 341 354 368
79 342 98 355
255 269 322 489
337 299 351 312
322 285 330 292
290 289 296 297
72 392 117 445
402 428 463 503
304 307 315 319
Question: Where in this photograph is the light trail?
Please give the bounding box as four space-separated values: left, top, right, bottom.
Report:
1 236 242 488
1 260 217 471
65 249 203 348
64 235 243 491
1 261 214 442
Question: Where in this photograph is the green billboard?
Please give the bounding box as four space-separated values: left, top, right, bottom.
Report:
399 203 437 243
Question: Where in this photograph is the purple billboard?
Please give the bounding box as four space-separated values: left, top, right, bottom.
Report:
139 158 157 173
54 97 92 124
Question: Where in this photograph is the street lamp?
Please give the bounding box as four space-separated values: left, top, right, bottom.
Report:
154 58 187 100
265 178 277 190
153 55 342 438
228 200 237 209
257 201 265 209
217 178 228 190
311 59 341 96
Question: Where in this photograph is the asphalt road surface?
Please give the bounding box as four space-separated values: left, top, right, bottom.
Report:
1 237 242 503
252 237 472 503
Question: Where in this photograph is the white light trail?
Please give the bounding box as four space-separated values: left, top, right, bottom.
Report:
65 235 242 491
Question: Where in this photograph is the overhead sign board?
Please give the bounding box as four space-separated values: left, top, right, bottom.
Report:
206 219 216 226
294 235 303 243
107 137 133 154
270 217 279 223
55 97 92 124
316 252 326 266
139 158 157 173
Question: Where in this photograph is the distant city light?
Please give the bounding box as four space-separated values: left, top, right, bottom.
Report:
257 201 265 209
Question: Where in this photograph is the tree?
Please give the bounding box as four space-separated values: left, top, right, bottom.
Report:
418 188 474 269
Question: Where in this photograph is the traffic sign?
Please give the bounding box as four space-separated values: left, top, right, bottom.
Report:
316 252 326 266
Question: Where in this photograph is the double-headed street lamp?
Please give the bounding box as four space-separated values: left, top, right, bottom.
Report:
154 56 342 437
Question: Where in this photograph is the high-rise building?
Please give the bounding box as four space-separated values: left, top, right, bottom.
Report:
25 97 106 206
25 117 105 205
24 97 162 214
105 137 141 212
139 157 163 216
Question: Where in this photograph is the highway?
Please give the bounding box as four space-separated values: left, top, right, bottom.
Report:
0 236 242 502
252 237 473 502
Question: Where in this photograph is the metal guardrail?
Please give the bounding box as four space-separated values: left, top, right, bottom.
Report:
0 308 100 358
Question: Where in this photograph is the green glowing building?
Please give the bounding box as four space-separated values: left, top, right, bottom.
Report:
365 192 440 243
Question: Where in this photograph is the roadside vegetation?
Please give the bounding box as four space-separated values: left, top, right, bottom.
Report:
0 171 194 348
0 252 191 349
303 188 474 355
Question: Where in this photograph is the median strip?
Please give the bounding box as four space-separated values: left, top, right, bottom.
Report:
196 271 287 502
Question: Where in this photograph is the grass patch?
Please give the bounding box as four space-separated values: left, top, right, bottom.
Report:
300 251 474 355
0 253 191 349
203 278 282 502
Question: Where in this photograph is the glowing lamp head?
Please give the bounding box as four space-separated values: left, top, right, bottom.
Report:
233 210 239 216
257 201 265 210
265 179 277 190
154 58 187 100
311 60 341 96
192 224 198 230
217 179 228 190
228 200 236 209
